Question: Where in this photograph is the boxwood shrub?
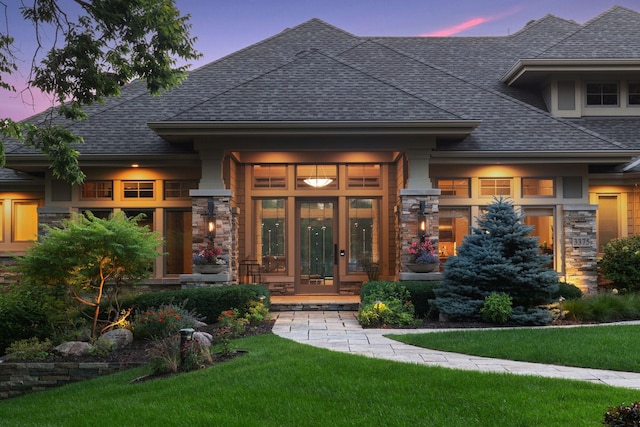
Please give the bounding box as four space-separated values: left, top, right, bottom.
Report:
120 285 270 324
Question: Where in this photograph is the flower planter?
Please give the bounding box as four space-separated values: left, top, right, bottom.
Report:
406 263 439 273
193 264 226 274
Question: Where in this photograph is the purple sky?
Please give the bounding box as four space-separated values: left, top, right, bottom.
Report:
1 0 638 121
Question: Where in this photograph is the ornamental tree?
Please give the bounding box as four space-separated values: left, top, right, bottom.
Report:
0 0 200 184
15 211 163 338
434 197 558 325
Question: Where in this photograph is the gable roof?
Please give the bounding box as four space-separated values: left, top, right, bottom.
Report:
5 6 640 168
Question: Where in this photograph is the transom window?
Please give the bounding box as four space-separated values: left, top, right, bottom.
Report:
164 180 197 200
629 82 640 105
346 164 381 188
81 181 113 200
522 178 555 197
253 165 287 189
586 82 618 106
123 181 154 199
479 178 512 197
436 178 470 197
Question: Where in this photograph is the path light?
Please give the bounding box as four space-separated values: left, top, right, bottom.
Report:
558 296 566 319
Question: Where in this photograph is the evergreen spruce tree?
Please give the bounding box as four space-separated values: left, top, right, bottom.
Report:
434 198 558 325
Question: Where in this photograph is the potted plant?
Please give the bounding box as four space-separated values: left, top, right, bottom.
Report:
406 238 439 272
192 243 227 274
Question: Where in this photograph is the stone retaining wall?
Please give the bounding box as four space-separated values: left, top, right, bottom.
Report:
0 361 144 400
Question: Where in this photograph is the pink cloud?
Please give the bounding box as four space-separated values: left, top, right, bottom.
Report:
422 7 523 36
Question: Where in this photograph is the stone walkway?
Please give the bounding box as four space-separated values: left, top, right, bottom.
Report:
272 310 640 390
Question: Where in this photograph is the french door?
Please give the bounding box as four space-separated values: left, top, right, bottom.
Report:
297 199 338 294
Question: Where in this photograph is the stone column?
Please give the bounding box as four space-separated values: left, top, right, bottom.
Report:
562 204 598 294
398 189 440 280
183 189 236 287
38 207 73 235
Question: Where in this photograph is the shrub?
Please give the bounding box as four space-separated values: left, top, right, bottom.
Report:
551 282 583 300
5 337 53 360
121 285 269 324
400 281 439 319
601 235 640 292
480 292 512 324
358 282 419 327
604 402 640 426
244 299 271 326
0 288 56 355
130 303 201 340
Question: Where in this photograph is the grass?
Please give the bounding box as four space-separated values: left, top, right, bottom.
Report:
389 324 640 372
0 334 638 426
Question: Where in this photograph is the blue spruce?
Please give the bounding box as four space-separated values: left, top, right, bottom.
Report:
434 198 558 325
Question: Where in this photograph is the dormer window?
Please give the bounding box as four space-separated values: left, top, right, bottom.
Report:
629 82 640 105
586 82 618 106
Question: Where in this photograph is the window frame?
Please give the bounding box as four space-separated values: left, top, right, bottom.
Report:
586 81 619 107
122 180 155 200
436 178 471 197
479 178 512 198
628 82 640 106
522 178 555 198
80 180 113 200
164 180 197 200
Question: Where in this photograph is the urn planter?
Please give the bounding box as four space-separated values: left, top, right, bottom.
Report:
406 263 439 273
193 264 226 274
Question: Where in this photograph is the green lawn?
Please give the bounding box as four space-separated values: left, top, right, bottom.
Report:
388 324 640 372
0 334 637 426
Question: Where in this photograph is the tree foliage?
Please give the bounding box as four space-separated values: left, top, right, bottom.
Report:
15 211 163 338
0 0 200 183
434 198 558 325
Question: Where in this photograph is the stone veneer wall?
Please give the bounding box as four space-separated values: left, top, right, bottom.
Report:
0 361 144 400
398 189 440 275
562 205 598 294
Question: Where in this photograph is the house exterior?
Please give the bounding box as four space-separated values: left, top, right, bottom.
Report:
2 6 640 296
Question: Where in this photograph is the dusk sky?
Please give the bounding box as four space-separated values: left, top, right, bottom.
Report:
1 0 638 121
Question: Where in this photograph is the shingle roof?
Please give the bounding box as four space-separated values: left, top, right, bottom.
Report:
5 7 640 160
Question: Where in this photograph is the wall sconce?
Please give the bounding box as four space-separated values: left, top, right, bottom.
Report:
207 199 216 239
418 200 427 239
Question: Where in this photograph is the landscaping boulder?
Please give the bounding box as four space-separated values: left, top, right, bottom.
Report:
101 329 133 351
55 341 92 356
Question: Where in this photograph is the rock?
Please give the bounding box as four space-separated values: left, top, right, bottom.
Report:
193 331 213 348
55 341 92 356
101 329 133 351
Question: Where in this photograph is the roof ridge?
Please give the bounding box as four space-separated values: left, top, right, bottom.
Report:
509 13 578 38
370 38 628 149
171 43 467 121
532 5 638 58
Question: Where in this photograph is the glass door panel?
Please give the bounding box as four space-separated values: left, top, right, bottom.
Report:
298 200 337 294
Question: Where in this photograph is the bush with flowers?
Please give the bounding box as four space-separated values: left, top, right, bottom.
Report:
407 238 439 264
131 303 202 340
192 243 226 265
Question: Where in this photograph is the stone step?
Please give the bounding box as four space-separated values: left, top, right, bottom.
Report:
269 302 360 312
